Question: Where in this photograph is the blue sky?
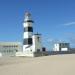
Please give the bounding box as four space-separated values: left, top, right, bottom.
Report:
0 0 75 50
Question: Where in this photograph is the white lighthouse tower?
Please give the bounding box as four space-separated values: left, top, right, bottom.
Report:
16 12 43 57
23 12 33 54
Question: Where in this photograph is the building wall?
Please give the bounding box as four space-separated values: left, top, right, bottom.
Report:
0 42 22 57
54 44 60 51
32 34 42 52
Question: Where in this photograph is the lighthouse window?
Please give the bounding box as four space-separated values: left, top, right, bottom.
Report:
24 27 33 32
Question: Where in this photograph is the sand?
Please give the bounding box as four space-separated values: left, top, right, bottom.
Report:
0 54 75 75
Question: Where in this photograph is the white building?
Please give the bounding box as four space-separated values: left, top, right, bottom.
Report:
53 43 70 51
32 34 42 52
0 42 22 57
16 12 42 57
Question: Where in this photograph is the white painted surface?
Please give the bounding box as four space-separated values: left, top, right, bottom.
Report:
16 52 34 57
23 32 32 38
0 53 2 57
23 12 33 54
54 44 60 51
22 12 42 57
22 34 42 57
23 45 32 52
23 22 32 27
61 48 68 51
32 35 42 52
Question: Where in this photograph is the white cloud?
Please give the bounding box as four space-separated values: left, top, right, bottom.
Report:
64 22 75 26
47 39 53 42
47 39 65 44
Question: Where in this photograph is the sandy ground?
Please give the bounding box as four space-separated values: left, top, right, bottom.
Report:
0 54 75 75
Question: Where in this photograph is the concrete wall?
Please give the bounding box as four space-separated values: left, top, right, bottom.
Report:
0 42 22 57
47 50 75 55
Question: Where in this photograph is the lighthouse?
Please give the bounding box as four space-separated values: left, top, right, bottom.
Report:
23 12 33 52
16 12 43 57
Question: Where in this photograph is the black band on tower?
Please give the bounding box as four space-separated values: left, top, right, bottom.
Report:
24 27 33 32
23 38 32 45
24 20 34 23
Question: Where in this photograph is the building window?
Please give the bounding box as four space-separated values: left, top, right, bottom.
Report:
16 50 18 52
30 50 32 52
37 49 40 52
42 47 46 52
37 36 40 42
